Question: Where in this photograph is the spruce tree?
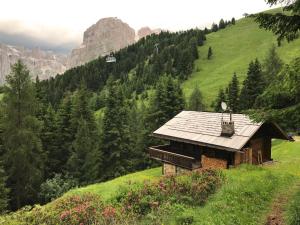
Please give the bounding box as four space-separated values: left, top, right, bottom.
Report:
227 73 240 112
231 17 236 25
219 19 226 29
263 45 283 81
55 94 73 172
207 46 213 60
214 88 226 112
67 84 101 184
2 61 44 209
102 83 131 179
239 59 265 110
188 86 205 111
0 162 9 213
211 23 219 32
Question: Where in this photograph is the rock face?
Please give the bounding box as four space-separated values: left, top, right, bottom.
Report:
137 27 162 40
0 43 67 84
68 17 135 68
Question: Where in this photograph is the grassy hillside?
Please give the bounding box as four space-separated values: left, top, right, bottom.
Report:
183 8 300 106
1 140 299 224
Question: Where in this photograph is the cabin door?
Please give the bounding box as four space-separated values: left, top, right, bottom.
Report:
250 138 264 164
243 148 252 164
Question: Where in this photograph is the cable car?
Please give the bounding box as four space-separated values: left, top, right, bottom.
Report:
106 55 116 63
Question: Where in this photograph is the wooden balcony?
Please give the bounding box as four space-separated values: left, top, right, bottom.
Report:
149 145 201 170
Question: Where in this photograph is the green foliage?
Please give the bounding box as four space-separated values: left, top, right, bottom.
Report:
1 61 45 210
0 163 9 213
102 82 132 179
188 86 205 111
39 173 78 204
286 188 300 225
262 45 283 81
239 59 265 110
251 57 300 131
207 46 213 59
227 72 240 112
219 19 226 29
67 84 101 184
146 75 185 133
255 0 300 42
213 88 226 112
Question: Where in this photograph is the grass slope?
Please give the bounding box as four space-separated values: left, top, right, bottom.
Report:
183 8 300 106
63 140 299 225
164 140 300 225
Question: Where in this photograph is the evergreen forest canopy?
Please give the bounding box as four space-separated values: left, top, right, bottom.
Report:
0 5 299 214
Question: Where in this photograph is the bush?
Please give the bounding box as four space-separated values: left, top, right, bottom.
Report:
39 174 78 204
176 215 194 225
117 169 224 216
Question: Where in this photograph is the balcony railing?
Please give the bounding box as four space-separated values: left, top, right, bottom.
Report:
149 145 201 170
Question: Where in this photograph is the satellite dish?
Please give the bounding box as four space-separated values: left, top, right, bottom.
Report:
221 102 227 111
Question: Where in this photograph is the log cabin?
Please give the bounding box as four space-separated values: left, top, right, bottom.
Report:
149 111 291 175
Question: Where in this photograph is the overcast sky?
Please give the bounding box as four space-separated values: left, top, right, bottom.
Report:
0 0 278 52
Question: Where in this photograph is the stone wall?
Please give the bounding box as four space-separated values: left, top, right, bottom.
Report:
163 163 176 175
201 155 227 169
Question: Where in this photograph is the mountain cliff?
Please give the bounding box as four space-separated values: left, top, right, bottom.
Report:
68 17 136 68
0 43 67 84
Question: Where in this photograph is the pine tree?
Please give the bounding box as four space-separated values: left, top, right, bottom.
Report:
263 45 283 81
55 94 73 172
227 73 240 112
0 162 9 213
214 88 226 112
231 17 236 25
188 86 205 111
67 84 101 184
219 19 226 29
145 75 185 132
207 46 213 60
2 61 44 209
239 59 265 110
102 83 132 179
41 105 59 177
211 23 219 32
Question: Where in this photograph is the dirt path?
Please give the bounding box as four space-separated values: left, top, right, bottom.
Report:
265 183 300 225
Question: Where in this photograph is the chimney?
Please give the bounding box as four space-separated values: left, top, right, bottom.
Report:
221 112 235 137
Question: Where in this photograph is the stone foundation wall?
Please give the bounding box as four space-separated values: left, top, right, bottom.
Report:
163 163 176 175
201 155 227 169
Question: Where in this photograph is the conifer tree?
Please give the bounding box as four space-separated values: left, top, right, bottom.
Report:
207 46 213 60
102 83 132 179
0 162 9 213
231 17 236 25
55 94 73 172
211 23 219 32
41 105 59 177
227 73 240 112
67 84 101 184
239 59 265 110
188 86 205 111
1 61 44 209
219 19 226 29
263 45 283 81
214 88 226 112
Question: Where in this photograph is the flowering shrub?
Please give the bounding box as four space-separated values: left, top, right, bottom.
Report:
117 169 224 216
0 169 224 225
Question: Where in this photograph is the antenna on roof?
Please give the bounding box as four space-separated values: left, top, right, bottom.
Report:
220 101 235 137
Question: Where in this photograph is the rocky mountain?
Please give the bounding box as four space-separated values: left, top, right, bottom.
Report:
137 27 162 40
68 17 136 68
0 43 67 84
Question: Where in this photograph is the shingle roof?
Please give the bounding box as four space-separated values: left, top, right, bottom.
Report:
152 111 262 151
